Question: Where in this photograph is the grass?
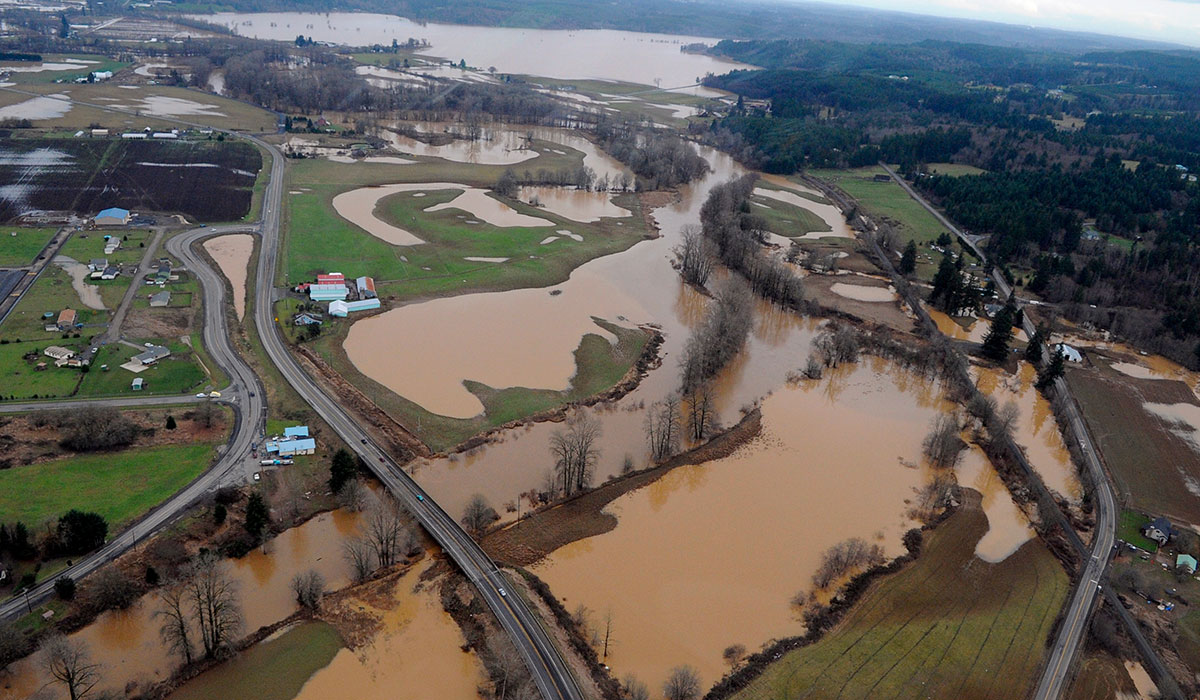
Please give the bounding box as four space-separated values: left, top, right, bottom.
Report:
0 227 57 266
78 342 208 397
0 340 83 399
169 621 343 700
926 163 987 177
1 84 277 132
0 263 102 339
0 443 219 530
1067 652 1139 700
0 54 128 86
733 498 1069 700
749 191 830 238
1117 510 1159 552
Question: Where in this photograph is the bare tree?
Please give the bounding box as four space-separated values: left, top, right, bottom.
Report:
487 632 529 700
290 570 325 611
812 323 860 368
623 675 650 700
550 413 601 497
676 225 715 288
922 414 965 469
88 568 137 611
723 643 747 668
155 583 194 665
601 610 615 661
184 551 243 659
363 496 409 569
811 538 885 590
196 400 218 430
663 665 702 700
680 278 755 392
0 620 25 673
684 383 720 442
645 394 681 462
343 537 374 583
987 400 1020 443
40 634 101 700
337 477 368 512
802 354 823 380
461 494 497 537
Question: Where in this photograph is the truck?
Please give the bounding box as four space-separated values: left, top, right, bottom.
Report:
259 458 295 466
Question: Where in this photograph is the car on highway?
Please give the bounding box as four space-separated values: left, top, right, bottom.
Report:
195 393 207 398
417 494 424 502
208 391 221 398
499 587 507 597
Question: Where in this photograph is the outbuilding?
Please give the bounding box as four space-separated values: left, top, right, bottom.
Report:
355 275 377 299
131 377 144 391
1054 343 1083 363
56 308 76 330
276 438 316 457
94 207 131 226
1178 554 1197 575
283 425 309 438
328 298 380 317
149 291 170 307
309 283 348 302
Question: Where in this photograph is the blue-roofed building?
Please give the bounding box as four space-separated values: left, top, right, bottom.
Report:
309 283 348 301
94 207 130 226
277 438 316 456
283 425 309 438
329 298 381 317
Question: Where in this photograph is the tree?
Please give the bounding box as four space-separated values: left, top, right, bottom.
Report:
663 665 702 700
495 169 519 198
684 383 719 441
981 300 1017 362
328 448 359 494
196 400 217 429
363 496 411 569
645 394 681 462
922 414 964 468
344 537 374 583
156 583 194 665
549 413 602 497
723 643 747 667
461 494 496 536
899 240 918 275
56 510 108 556
623 675 649 700
1025 327 1045 364
290 570 325 611
244 492 269 539
184 551 243 659
55 576 76 601
90 568 137 610
1037 348 1066 389
41 634 101 700
165 415 177 430
677 225 715 287
987 401 1020 443
929 253 962 313
213 503 227 525
0 620 25 672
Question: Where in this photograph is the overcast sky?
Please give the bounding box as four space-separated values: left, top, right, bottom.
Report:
815 0 1200 47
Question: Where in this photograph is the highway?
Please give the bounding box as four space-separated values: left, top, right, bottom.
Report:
879 164 1125 699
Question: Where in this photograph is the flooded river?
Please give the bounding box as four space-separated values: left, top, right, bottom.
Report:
203 234 254 321
201 12 752 89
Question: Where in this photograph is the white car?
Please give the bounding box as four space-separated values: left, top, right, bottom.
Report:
195 393 206 398
498 587 507 597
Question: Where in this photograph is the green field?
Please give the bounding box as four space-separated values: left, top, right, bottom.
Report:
0 340 83 399
0 227 57 266
78 341 209 397
1117 510 1159 552
0 264 102 340
927 163 987 177
0 443 218 529
169 622 343 700
0 54 128 85
734 498 1068 700
749 190 830 238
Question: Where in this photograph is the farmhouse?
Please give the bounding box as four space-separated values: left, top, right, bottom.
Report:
43 346 74 362
149 291 170 307
94 207 131 226
56 308 76 330
1143 517 1176 546
329 298 381 317
1178 554 1197 575
293 312 323 326
356 275 377 299
309 283 348 302
133 344 171 366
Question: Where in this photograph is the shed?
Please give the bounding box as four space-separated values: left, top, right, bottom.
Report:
94 207 130 226
283 425 309 438
1178 554 1197 575
1055 344 1083 363
56 308 76 329
131 377 144 391
316 272 345 285
149 291 170 307
356 275 377 298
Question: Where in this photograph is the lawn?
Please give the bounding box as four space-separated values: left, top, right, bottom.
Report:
1117 510 1159 552
0 340 83 399
733 496 1068 700
0 227 58 266
0 263 103 340
0 443 218 530
78 341 209 397
169 622 343 700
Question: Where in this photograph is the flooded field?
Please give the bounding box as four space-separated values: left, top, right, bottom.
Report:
293 563 486 700
829 282 897 303
203 234 254 320
974 362 1082 501
54 256 105 310
531 360 1002 692
0 94 71 120
0 511 358 700
957 445 1035 561
753 186 853 239
203 12 753 88
518 185 631 222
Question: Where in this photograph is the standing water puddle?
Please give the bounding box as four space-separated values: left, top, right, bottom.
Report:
203 234 254 321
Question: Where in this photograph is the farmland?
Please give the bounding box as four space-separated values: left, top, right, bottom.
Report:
0 54 128 85
0 227 57 266
732 496 1068 700
0 136 262 222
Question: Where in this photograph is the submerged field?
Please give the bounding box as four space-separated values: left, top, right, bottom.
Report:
0 137 261 222
732 495 1068 700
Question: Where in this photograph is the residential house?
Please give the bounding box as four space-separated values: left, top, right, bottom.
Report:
149 291 170 307
100 265 120 280
133 344 171 366
1178 554 1197 575
1143 517 1176 546
94 207 130 226
293 312 323 326
104 237 121 255
88 258 107 273
56 308 76 330
1054 344 1083 363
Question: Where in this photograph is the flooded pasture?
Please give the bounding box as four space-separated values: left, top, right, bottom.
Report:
0 94 72 120
517 185 631 222
203 234 254 320
829 282 897 303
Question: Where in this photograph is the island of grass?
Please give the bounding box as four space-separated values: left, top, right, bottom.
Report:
730 493 1068 700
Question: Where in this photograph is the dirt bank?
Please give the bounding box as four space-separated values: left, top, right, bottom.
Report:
481 407 762 567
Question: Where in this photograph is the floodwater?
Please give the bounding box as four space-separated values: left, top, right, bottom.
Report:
385 129 537 166
203 234 254 321
929 307 1029 344
974 363 1082 501
332 182 552 247
829 282 897 303
752 186 853 239
517 185 631 223
113 94 227 118
1122 661 1159 700
1144 403 1200 456
202 12 752 89
293 562 485 700
0 94 71 120
957 444 1035 561
532 362 948 693
54 256 105 310
0 59 95 73
0 511 358 700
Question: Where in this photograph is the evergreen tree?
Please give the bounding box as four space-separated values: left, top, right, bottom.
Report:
165 415 177 430
980 303 1015 361
899 240 918 275
328 448 359 494
1026 327 1045 364
1037 348 1066 389
929 253 961 312
244 493 270 539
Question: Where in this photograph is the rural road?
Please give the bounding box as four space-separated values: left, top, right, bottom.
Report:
0 85 583 700
879 163 1123 699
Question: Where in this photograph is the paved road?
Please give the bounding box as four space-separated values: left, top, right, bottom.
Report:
245 135 584 700
0 394 208 414
879 164 1123 699
99 225 167 345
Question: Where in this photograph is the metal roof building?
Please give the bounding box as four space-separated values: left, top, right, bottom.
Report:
94 207 130 226
329 298 380 317
309 283 348 301
283 425 309 438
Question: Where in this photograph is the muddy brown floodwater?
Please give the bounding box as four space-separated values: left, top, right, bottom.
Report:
517 185 632 223
974 362 1081 501
293 562 486 700
829 282 898 303
0 511 359 700
203 234 254 321
53 256 106 310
